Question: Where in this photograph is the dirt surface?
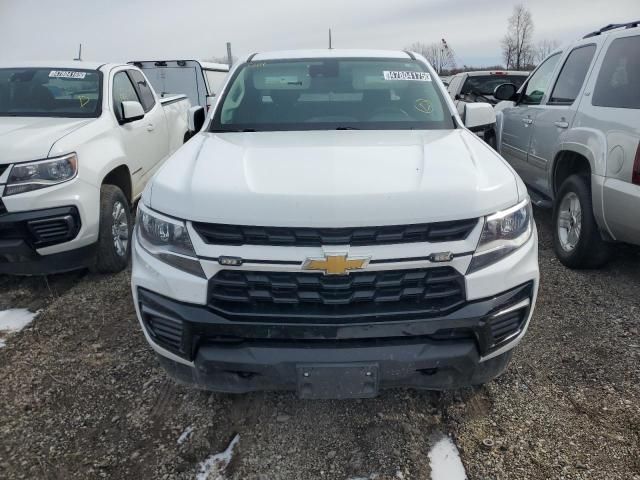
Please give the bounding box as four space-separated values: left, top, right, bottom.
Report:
0 209 638 480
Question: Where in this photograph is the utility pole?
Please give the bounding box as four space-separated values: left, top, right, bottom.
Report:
328 29 332 49
73 43 82 61
226 42 233 66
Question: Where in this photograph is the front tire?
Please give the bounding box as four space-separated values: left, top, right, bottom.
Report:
552 175 610 269
92 185 132 273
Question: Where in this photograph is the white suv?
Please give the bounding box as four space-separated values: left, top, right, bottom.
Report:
131 50 539 399
494 21 640 268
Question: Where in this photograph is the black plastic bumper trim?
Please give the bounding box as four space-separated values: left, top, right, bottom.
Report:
138 281 533 361
0 242 96 275
0 205 91 275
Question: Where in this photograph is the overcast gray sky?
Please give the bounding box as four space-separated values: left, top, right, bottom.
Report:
0 0 638 66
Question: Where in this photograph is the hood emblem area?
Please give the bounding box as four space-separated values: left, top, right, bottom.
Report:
302 254 371 275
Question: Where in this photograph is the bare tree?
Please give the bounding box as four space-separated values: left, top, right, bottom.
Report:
535 39 560 63
501 37 515 69
501 4 534 70
406 39 456 74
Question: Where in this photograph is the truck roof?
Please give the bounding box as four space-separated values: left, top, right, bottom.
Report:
129 60 229 71
199 62 230 71
459 70 530 77
250 49 414 61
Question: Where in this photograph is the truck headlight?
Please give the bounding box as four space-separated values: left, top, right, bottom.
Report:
468 198 533 273
136 203 205 277
5 153 78 196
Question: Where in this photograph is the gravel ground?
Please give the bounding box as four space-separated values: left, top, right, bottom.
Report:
0 208 638 479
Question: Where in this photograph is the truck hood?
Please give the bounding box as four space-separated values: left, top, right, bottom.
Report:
148 129 520 227
0 117 92 164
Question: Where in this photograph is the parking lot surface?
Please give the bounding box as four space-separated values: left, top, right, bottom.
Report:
0 208 638 480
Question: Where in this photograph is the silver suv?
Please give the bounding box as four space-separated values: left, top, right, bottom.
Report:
494 21 640 268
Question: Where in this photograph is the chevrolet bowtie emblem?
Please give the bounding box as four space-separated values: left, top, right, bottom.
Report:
302 254 371 275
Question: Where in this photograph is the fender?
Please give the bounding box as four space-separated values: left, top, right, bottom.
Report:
551 126 610 236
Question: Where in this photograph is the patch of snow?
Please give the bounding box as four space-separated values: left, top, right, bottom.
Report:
428 433 467 480
0 309 37 348
196 434 239 480
177 426 194 445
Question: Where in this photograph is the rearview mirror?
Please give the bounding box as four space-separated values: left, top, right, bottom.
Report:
494 83 518 101
120 101 144 123
188 106 205 133
463 103 496 130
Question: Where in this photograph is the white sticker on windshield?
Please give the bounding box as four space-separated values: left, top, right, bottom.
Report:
383 71 431 82
48 70 87 79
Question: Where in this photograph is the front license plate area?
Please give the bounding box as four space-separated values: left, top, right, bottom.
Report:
296 363 379 399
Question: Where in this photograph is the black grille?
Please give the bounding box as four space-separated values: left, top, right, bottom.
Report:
192 219 478 247
27 216 76 246
489 310 524 345
0 207 80 248
0 199 6 216
145 314 184 354
208 267 466 322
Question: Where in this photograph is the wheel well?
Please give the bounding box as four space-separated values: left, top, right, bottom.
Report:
553 152 591 196
102 165 132 205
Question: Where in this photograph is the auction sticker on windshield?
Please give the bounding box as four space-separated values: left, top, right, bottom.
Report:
48 70 87 79
383 71 431 81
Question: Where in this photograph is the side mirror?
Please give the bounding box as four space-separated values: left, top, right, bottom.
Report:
463 103 496 130
494 83 518 101
120 101 144 123
188 106 205 132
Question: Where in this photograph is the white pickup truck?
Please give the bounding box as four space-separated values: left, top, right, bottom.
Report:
132 50 539 398
0 62 192 275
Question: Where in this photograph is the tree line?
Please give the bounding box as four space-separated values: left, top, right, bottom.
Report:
407 4 559 74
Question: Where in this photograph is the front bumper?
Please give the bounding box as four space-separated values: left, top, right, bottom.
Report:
0 205 95 275
156 334 514 396
132 226 539 395
136 280 534 394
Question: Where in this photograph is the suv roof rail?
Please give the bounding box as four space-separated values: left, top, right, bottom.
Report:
583 20 639 38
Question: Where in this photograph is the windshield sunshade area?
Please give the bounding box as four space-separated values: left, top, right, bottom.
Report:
0 68 102 117
211 58 455 131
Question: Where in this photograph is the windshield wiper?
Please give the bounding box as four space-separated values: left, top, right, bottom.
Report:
335 126 360 130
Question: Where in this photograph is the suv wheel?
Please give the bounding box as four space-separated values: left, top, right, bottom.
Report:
92 185 132 273
552 175 610 269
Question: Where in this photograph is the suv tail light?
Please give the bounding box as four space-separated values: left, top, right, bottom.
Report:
633 142 640 186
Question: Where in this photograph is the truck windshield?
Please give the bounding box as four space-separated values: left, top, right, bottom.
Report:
211 58 454 131
0 68 101 117
461 74 528 96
